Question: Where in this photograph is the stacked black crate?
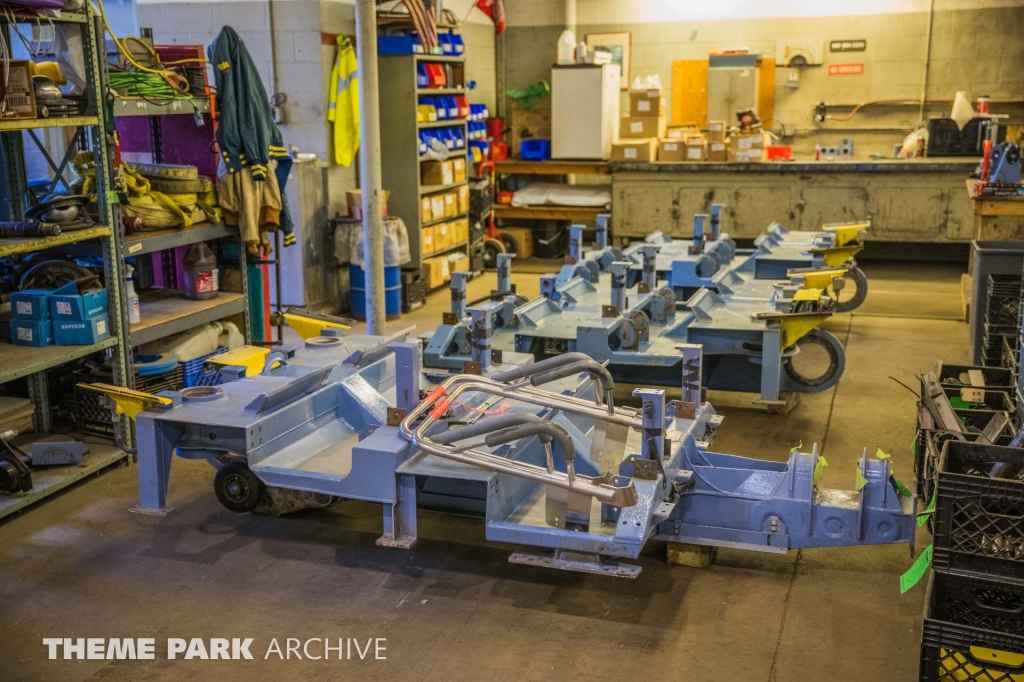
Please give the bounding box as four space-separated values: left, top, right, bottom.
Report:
468 176 492 274
920 439 1024 681
983 274 1020 367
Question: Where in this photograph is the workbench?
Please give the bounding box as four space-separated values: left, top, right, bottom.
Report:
609 158 979 242
966 180 1024 240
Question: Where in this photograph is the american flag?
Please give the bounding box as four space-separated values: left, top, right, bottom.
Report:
402 0 439 53
476 0 506 34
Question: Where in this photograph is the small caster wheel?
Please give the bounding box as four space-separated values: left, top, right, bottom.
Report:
214 464 265 513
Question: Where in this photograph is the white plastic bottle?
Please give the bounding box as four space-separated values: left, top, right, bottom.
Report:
125 263 141 324
557 28 576 64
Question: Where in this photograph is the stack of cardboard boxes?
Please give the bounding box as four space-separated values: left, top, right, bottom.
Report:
728 131 767 163
8 283 110 347
611 87 666 162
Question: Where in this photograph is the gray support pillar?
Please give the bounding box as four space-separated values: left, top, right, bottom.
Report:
496 253 514 293
709 204 724 241
610 261 629 311
469 307 492 371
450 272 470 319
356 0 386 335
595 214 610 249
389 342 421 412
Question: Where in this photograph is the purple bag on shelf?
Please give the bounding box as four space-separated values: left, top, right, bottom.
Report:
2 0 69 9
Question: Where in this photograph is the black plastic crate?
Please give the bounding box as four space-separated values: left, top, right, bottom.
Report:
401 268 427 314
918 430 1014 503
469 219 485 244
73 366 182 440
469 241 484 273
469 177 493 222
938 363 1015 392
955 409 1014 436
921 573 1024 681
934 440 1024 580
948 391 1017 413
930 570 1024 636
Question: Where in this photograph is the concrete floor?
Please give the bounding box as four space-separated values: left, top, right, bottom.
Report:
0 260 967 681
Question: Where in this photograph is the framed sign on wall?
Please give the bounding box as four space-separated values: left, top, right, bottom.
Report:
584 31 631 90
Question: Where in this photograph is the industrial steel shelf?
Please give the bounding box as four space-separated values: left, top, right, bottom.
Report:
421 179 468 195
0 337 120 384
413 54 465 63
418 149 467 159
0 443 127 521
0 115 99 132
418 119 468 130
111 97 212 117
0 226 112 258
131 291 246 346
122 222 237 258
492 205 606 221
423 240 469 259
417 88 466 95
422 211 468 228
2 9 88 23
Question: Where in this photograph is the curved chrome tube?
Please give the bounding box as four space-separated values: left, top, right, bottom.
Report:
399 373 641 508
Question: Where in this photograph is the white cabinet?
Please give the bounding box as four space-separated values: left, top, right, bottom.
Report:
551 64 620 160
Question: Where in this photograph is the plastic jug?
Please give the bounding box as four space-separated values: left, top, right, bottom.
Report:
557 29 576 64
125 263 140 324
183 242 219 300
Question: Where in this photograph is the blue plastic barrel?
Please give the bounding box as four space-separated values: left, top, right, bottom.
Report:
350 265 401 318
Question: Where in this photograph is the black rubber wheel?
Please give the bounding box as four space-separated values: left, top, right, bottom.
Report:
828 266 868 313
214 464 265 513
499 232 521 257
783 329 841 388
482 237 505 269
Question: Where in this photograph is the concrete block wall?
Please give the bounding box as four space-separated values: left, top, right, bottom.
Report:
500 0 1024 156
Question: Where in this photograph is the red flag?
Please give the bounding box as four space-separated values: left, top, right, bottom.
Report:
475 0 506 35
402 0 439 53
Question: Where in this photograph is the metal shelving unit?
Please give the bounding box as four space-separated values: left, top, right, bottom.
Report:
130 291 246 346
0 11 131 518
379 52 470 273
112 97 212 117
122 222 235 258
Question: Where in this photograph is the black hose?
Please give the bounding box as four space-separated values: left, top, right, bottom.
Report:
529 360 614 392
490 352 593 383
484 422 575 463
432 413 550 445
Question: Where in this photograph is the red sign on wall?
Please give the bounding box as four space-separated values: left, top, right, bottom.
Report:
828 63 864 75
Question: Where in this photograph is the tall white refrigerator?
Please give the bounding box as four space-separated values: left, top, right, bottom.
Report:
550 63 621 160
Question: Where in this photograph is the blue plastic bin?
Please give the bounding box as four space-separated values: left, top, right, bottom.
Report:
350 264 400 289
378 35 414 55
520 139 551 161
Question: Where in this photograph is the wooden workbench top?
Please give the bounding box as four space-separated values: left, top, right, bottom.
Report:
612 157 980 174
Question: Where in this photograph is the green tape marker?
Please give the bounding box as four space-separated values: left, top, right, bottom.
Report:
900 544 932 594
106 190 120 205
917 490 936 527
876 448 890 460
910 438 916 455
812 455 827 487
855 467 869 491
895 479 913 497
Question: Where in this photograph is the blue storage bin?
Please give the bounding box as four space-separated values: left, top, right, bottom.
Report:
350 264 401 289
451 34 465 54
439 34 454 54
182 347 229 388
520 139 551 161
417 63 429 87
378 35 414 55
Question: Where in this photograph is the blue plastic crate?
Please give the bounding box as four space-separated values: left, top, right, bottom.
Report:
520 139 551 161
378 35 415 55
182 347 229 388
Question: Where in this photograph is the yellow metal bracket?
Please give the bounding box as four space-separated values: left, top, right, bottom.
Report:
792 288 823 302
284 312 351 340
757 312 831 348
811 245 863 267
797 268 848 291
822 222 869 247
205 345 271 376
76 383 172 421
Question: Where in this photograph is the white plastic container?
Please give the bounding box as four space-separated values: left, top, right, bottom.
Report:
557 29 576 65
142 321 243 362
125 263 140 324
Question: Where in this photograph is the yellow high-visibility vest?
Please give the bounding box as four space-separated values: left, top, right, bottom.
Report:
328 36 360 167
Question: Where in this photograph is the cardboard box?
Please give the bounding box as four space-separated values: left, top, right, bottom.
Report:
430 194 446 221
708 141 728 162
684 135 707 161
424 256 451 289
421 196 433 223
453 217 470 243
9 319 53 347
657 140 686 162
457 185 470 214
421 160 454 186
10 289 53 320
666 125 700 140
620 116 666 140
629 89 666 116
451 157 467 183
707 121 727 143
0 61 36 120
421 226 436 255
346 189 390 219
728 148 764 163
510 100 551 159
611 138 657 162
443 191 458 218
435 221 453 250
499 227 534 259
49 282 108 321
449 252 469 273
730 133 765 151
54 313 110 346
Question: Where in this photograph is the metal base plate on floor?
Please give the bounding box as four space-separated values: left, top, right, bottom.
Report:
376 534 417 549
509 550 642 578
754 392 801 414
129 505 175 517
